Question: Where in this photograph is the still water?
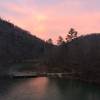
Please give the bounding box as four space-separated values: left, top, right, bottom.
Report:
0 77 100 100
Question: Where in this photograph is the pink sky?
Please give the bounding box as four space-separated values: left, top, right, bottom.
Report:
0 0 100 43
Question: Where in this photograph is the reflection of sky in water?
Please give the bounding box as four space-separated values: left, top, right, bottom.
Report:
29 77 49 99
0 78 100 100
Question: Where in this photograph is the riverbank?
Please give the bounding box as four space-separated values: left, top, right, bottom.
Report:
4 72 100 85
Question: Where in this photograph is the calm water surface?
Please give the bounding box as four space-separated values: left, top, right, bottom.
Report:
0 77 100 100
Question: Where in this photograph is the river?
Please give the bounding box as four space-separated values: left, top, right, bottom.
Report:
0 77 100 100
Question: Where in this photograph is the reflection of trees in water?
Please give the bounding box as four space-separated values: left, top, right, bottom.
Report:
0 78 30 100
53 79 100 100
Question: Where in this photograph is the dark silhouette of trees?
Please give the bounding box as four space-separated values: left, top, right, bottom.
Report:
54 34 100 82
66 28 78 42
0 18 48 75
57 36 65 45
46 38 53 44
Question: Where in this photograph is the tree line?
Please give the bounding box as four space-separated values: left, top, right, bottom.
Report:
46 28 78 45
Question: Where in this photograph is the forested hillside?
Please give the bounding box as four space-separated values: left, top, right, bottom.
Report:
47 34 100 82
0 18 53 74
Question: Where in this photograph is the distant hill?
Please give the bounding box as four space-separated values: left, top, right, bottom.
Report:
60 34 100 70
0 18 49 74
48 34 100 81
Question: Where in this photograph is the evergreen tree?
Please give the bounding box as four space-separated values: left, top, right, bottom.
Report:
57 36 64 45
46 38 53 44
66 28 78 42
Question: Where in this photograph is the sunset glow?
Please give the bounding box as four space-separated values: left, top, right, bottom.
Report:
0 0 100 42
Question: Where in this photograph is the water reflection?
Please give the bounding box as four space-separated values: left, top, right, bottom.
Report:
29 77 49 99
0 77 100 100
